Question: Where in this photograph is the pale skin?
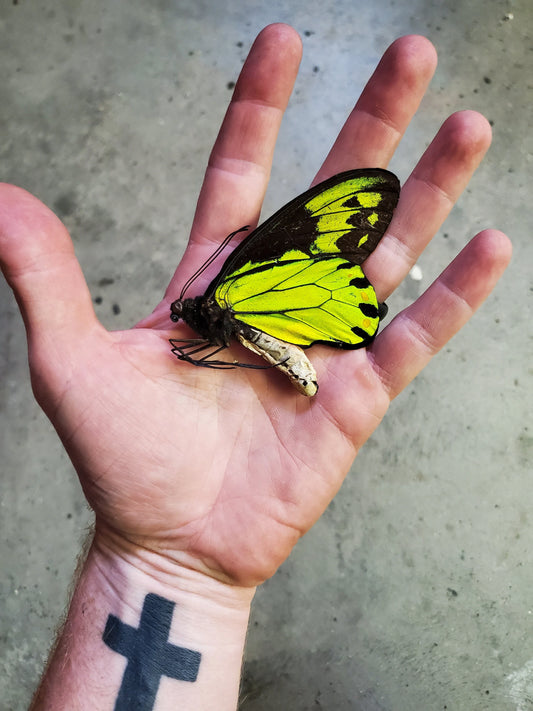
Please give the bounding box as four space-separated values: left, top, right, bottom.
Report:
0 24 511 711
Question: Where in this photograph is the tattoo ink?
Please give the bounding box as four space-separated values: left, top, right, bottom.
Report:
103 593 201 711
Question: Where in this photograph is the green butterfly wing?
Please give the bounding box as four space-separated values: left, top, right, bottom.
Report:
206 169 400 349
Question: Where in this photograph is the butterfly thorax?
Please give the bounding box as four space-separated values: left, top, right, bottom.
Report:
170 295 239 346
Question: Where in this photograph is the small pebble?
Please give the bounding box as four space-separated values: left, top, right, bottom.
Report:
409 264 423 281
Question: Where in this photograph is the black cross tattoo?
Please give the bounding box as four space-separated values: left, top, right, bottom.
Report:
103 593 201 711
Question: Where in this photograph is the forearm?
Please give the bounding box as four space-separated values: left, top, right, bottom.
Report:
30 535 255 711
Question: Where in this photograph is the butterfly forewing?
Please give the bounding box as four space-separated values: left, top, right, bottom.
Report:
205 168 399 296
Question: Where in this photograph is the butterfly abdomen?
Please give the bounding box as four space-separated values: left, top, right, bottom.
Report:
235 328 318 396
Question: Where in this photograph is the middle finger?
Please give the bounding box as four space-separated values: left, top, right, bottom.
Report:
314 34 437 183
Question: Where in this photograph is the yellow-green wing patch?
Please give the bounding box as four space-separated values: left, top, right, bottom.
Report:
214 257 380 348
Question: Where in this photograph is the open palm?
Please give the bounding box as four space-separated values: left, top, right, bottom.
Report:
0 26 510 588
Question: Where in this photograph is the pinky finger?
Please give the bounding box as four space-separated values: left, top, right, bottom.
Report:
369 229 512 399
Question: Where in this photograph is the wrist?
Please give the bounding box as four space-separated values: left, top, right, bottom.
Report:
32 531 254 710
92 527 256 612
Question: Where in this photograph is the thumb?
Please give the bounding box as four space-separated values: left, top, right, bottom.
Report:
0 184 101 392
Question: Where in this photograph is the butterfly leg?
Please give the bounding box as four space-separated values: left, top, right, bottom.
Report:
170 339 237 369
169 338 280 371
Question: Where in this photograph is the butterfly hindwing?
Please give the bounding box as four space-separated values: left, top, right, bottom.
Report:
215 256 380 348
208 169 399 349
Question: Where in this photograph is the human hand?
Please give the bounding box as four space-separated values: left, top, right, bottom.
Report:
0 25 511 591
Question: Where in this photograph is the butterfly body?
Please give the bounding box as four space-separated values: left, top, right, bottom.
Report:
170 294 319 395
170 169 400 395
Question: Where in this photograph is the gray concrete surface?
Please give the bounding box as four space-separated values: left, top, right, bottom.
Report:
0 1 531 709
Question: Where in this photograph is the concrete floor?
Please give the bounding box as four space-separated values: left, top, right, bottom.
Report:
0 1 531 709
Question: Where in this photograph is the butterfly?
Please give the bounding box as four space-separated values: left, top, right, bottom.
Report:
169 168 400 396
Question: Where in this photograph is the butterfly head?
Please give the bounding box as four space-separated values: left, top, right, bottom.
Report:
170 299 183 323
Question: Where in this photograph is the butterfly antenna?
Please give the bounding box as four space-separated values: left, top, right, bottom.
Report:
179 226 249 299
